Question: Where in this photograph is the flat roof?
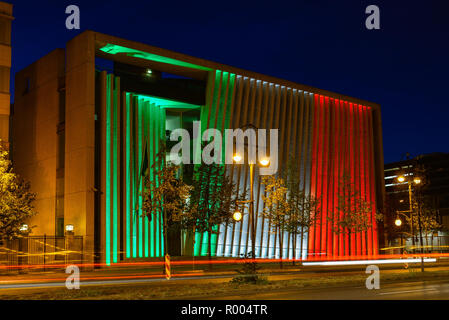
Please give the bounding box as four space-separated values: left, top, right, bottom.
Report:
89 31 380 109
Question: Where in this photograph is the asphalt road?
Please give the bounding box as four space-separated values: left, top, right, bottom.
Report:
208 280 449 300
2 262 449 299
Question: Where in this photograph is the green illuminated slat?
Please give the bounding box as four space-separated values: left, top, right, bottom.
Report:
126 93 131 258
112 78 119 264
160 107 166 257
201 231 209 256
149 104 155 258
155 105 161 257
194 232 201 256
132 96 137 258
144 102 149 258
99 43 212 71
105 74 112 265
138 99 143 258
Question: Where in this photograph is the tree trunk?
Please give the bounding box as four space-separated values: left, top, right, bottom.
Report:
208 227 212 270
292 231 296 266
279 229 283 269
163 210 168 275
300 226 304 261
430 231 433 253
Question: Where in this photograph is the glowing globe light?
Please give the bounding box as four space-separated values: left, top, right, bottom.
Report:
233 211 242 222
233 154 242 163
259 158 270 166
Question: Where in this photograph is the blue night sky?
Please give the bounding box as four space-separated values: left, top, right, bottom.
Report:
8 0 449 163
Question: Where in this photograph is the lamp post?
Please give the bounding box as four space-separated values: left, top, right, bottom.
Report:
396 153 424 272
232 124 270 260
232 158 269 259
394 211 412 253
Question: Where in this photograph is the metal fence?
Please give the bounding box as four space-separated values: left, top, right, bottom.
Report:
0 235 84 271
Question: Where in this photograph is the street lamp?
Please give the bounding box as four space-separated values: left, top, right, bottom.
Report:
232 133 270 260
395 218 402 227
259 158 270 167
233 210 243 222
233 154 242 163
396 153 425 272
396 172 422 251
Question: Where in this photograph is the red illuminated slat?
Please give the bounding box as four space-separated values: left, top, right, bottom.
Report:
359 105 366 255
325 97 333 258
317 95 325 259
321 96 328 258
368 108 378 254
340 101 351 256
354 104 361 256
332 99 339 258
364 106 373 256
349 102 356 256
308 94 319 257
338 100 345 257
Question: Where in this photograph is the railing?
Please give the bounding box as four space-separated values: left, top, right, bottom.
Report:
0 235 84 272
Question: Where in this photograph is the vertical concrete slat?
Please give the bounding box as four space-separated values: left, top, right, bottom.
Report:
99 71 107 264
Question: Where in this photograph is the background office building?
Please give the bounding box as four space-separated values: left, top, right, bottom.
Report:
12 31 385 264
384 153 449 249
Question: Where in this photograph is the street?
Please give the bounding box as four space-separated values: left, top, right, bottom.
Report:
1 262 449 299
208 280 449 300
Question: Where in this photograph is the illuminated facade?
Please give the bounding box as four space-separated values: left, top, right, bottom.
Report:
0 2 12 145
12 31 385 264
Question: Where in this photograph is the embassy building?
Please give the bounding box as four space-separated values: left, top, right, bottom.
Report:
12 31 385 264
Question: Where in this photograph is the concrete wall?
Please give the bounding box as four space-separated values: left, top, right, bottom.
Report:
0 2 12 143
64 31 96 263
12 49 65 236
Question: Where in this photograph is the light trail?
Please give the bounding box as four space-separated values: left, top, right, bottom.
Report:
0 253 447 270
0 274 233 290
302 258 437 266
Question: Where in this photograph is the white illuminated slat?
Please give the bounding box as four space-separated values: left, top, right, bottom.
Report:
302 258 437 266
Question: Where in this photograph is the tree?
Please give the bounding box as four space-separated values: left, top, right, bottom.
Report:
282 159 320 264
141 141 192 258
180 162 243 267
261 175 289 268
327 173 374 255
411 201 441 253
0 141 36 241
